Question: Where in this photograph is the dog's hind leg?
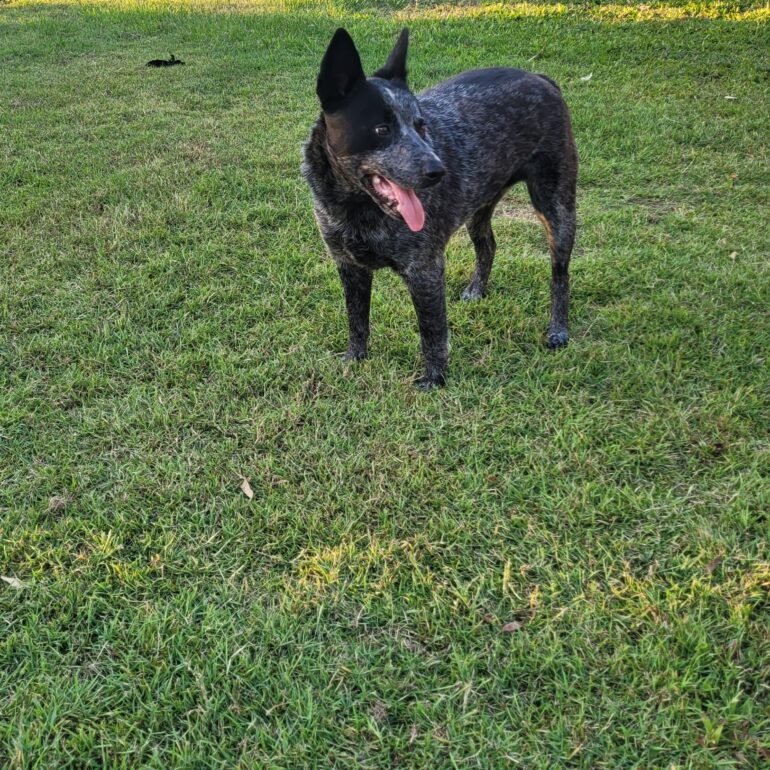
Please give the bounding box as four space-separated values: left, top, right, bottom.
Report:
461 204 496 301
526 157 577 349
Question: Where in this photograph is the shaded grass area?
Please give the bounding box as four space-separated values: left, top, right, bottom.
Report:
1 1 769 767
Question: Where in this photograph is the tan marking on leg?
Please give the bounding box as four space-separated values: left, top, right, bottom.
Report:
536 211 556 254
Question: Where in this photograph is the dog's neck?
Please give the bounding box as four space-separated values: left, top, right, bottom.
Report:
306 117 370 208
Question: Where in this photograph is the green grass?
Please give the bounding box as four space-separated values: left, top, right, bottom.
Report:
1 0 769 767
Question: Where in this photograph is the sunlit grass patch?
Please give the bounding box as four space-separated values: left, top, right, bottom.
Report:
394 1 770 22
289 536 440 600
9 0 770 20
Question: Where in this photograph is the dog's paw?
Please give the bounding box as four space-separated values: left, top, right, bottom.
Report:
460 284 484 301
414 373 447 390
341 349 367 362
546 330 569 349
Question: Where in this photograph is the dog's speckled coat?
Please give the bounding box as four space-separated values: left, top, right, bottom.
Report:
303 28 577 387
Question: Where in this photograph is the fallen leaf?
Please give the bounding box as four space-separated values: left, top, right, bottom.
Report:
502 620 523 633
1 576 26 590
705 556 723 575
724 95 737 100
240 478 254 500
370 701 388 724
482 613 495 624
580 72 593 81
729 251 738 261
47 496 69 513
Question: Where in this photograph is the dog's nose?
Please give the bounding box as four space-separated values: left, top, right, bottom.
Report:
421 159 445 187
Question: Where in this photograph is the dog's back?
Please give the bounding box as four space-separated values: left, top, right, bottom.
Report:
417 68 576 233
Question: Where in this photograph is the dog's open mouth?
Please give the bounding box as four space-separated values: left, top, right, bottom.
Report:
367 174 425 232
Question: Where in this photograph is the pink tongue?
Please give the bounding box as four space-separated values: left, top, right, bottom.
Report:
389 181 425 232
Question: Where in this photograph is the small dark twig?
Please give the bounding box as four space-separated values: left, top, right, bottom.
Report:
146 54 185 68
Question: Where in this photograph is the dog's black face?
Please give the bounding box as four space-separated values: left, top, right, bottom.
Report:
316 28 445 232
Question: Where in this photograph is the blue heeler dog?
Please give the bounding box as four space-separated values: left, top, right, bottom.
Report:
302 28 577 388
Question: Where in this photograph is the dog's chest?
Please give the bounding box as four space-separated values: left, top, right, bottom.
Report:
316 205 400 270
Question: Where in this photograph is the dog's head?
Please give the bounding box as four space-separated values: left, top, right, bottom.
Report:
316 28 445 232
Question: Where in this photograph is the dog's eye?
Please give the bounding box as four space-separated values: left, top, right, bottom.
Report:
414 119 427 137
374 125 391 137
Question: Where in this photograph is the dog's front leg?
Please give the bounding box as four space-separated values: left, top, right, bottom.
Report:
337 262 373 361
402 259 448 389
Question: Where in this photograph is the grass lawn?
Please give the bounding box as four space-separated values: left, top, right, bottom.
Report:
1 0 769 766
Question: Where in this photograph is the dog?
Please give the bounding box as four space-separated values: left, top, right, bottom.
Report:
302 28 577 388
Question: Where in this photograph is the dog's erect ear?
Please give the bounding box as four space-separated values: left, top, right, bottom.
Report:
316 28 366 112
373 28 409 83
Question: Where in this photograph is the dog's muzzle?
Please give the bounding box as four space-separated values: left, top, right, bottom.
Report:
420 158 445 188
